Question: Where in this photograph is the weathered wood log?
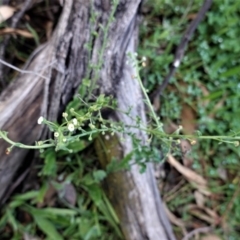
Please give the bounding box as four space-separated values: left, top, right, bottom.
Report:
0 0 74 201
0 1 175 239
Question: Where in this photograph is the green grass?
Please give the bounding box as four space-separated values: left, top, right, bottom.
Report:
139 0 240 238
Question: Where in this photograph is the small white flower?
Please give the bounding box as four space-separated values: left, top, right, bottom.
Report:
89 123 95 129
190 140 197 145
72 118 78 126
62 112 68 118
173 59 180 68
142 56 147 62
68 123 75 132
234 141 239 147
54 132 59 138
63 138 67 142
37 116 44 124
134 52 138 57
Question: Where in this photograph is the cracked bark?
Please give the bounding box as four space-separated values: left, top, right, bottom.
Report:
0 1 175 239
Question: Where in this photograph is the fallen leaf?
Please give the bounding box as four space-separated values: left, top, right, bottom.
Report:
45 21 53 40
188 204 220 225
167 154 207 186
164 202 187 235
197 184 211 196
209 95 226 118
187 13 197 20
196 81 210 108
0 28 33 38
163 121 178 134
59 183 77 206
194 190 205 208
203 207 219 222
23 233 41 240
181 103 196 135
189 208 215 224
201 234 221 240
37 184 57 208
217 166 227 181
153 96 160 111
0 6 15 24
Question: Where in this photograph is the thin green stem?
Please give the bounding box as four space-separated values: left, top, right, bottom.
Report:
0 131 54 149
135 62 163 132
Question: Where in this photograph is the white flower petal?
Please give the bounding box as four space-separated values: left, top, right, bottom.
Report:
68 123 75 132
37 116 44 124
72 118 78 126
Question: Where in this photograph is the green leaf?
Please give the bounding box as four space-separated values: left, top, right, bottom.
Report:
13 190 39 201
86 184 102 206
9 200 25 209
58 140 89 156
6 209 18 231
26 23 39 45
84 225 101 240
36 183 48 203
106 152 133 173
220 66 240 77
0 213 8 229
83 78 91 87
139 163 147 173
42 149 57 176
41 208 77 216
93 170 107 182
34 216 63 240
81 173 95 185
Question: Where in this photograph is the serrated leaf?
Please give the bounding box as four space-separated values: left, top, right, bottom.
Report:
106 152 133 173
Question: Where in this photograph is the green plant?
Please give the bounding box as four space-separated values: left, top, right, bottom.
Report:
1 0 240 238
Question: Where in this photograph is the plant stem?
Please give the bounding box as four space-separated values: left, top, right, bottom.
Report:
135 63 164 132
0 131 54 149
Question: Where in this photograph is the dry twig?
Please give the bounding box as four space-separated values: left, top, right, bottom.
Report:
151 0 213 101
182 227 213 240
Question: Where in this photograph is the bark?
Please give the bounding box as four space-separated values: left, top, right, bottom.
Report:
0 1 175 239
